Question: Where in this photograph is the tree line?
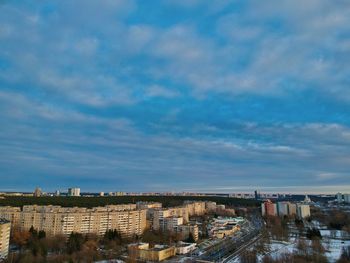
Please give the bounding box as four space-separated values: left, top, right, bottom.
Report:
0 195 259 208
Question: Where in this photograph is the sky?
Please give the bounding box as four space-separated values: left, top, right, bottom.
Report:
0 0 350 194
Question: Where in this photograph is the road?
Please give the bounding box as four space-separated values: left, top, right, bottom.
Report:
196 216 263 262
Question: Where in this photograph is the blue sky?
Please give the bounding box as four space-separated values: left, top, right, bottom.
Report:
1 0 350 194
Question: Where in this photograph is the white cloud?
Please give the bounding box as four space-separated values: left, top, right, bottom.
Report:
146 85 179 98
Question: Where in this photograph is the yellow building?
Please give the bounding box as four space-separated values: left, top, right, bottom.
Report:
176 224 199 241
152 207 189 230
211 225 240 239
0 219 11 259
129 243 176 262
184 201 206 216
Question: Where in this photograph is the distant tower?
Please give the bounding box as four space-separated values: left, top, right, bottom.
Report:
336 193 342 203
33 187 42 197
68 187 80 197
254 190 259 200
304 195 311 203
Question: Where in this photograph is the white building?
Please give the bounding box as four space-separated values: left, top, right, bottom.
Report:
68 188 80 197
336 192 343 203
205 201 217 211
344 194 350 203
163 217 183 231
297 204 310 219
216 204 226 210
303 195 311 203
277 202 289 216
0 219 10 259
176 242 196 255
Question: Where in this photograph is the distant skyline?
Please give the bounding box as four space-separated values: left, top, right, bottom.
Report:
1 1 350 193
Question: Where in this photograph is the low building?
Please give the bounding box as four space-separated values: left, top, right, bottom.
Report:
0 219 11 259
208 217 243 239
128 243 176 262
211 225 240 239
175 242 196 255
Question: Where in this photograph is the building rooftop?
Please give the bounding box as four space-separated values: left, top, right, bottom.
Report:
176 242 196 248
0 218 10 224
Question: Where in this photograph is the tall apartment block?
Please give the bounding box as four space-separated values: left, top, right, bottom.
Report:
0 204 146 238
261 200 277 216
297 204 311 219
262 200 309 219
0 219 11 259
277 202 297 217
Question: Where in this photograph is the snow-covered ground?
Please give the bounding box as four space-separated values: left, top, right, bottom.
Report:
322 230 350 262
263 239 296 259
263 229 350 262
228 229 350 263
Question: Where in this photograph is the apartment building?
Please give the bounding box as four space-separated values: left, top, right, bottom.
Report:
344 194 350 203
0 219 10 259
288 203 297 216
0 204 146 238
184 201 206 216
0 207 21 226
136 202 162 210
297 204 311 219
152 207 189 230
277 202 290 216
175 224 199 241
261 200 277 216
163 217 184 231
136 202 162 221
205 201 217 211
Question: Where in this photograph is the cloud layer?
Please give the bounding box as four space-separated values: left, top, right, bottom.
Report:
0 0 350 193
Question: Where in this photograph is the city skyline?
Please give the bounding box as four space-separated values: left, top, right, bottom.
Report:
1 1 350 193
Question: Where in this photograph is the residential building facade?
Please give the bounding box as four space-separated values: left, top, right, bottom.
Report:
0 219 10 259
0 205 146 237
297 204 311 219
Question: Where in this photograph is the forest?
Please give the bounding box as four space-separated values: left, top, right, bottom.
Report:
0 195 259 208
